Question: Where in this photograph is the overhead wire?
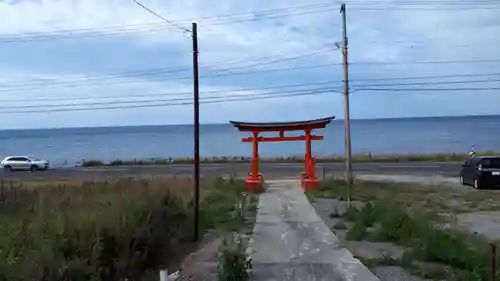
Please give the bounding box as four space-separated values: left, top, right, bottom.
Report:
0 3 340 43
352 87 500 92
207 48 335 74
0 47 331 86
0 64 334 92
1 80 498 113
0 80 340 103
2 0 500 43
349 58 500 65
3 1 339 36
352 78 500 88
4 71 500 104
4 81 500 114
131 0 191 33
0 86 335 110
350 72 500 82
4 56 500 91
4 69 500 103
0 88 336 114
0 47 333 88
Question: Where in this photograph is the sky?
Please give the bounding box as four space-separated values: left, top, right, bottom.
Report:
0 0 500 129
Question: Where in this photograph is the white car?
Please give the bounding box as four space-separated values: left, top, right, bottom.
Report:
1 156 50 172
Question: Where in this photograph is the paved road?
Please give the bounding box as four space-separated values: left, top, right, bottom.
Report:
0 162 461 180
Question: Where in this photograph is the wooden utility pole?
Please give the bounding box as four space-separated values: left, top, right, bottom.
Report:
192 21 201 241
340 4 353 202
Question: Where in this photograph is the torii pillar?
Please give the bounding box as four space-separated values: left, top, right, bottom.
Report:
230 116 335 192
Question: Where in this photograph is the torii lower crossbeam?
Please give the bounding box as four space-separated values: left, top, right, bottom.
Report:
230 116 335 192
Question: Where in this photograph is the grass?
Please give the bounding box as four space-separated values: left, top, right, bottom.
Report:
307 179 500 280
216 233 252 281
80 151 500 167
307 179 500 214
345 201 491 280
0 176 247 281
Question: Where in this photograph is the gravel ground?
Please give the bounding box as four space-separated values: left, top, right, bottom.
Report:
355 174 463 189
456 211 500 241
311 198 431 281
354 174 500 241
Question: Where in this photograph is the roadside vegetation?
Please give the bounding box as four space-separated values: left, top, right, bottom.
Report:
216 233 252 281
0 176 252 281
80 151 500 167
307 179 500 280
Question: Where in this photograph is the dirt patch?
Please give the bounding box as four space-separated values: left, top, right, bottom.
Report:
177 233 221 281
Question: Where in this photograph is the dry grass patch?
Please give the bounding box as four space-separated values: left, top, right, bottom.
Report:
0 176 246 281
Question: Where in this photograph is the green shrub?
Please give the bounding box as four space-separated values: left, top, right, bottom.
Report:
346 221 367 241
82 160 104 167
200 178 246 232
217 233 252 281
153 159 169 165
109 159 123 166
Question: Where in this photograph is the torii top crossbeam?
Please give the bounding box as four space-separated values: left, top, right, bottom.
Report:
229 116 335 132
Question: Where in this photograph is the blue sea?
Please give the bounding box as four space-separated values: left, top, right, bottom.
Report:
0 115 499 166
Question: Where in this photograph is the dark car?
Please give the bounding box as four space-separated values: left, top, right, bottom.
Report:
460 156 500 189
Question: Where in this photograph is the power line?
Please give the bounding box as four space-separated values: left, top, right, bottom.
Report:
4 1 499 43
4 57 500 91
0 4 339 43
0 66 193 86
4 74 499 104
0 80 340 103
0 64 335 92
350 72 500 82
131 0 191 33
352 86 500 92
210 48 335 73
0 48 333 88
350 58 500 65
346 0 500 7
3 1 338 37
352 78 500 88
0 89 334 114
0 48 326 86
0 86 335 110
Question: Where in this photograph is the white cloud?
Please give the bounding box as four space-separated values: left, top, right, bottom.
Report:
0 0 500 129
0 0 333 62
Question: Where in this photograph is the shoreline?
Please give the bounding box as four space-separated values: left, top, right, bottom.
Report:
80 151 499 167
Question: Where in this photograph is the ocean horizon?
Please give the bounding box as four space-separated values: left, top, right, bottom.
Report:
0 114 499 166
1 113 495 132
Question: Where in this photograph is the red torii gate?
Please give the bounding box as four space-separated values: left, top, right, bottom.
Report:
230 116 335 192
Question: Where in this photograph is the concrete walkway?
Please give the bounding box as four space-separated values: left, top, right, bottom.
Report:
249 179 379 281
